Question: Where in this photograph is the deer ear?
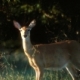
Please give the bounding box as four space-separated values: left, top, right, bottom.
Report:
29 20 36 28
13 20 21 29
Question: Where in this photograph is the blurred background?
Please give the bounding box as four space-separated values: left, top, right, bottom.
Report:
0 0 80 80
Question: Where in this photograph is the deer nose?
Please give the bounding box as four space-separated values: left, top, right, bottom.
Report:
24 35 27 38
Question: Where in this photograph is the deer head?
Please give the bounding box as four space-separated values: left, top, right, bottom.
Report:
13 20 36 39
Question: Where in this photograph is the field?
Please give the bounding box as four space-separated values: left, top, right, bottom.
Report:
0 65 72 80
0 51 72 80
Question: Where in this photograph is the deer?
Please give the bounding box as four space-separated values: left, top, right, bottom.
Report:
13 20 80 80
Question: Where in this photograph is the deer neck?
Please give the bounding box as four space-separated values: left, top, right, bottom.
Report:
22 33 34 57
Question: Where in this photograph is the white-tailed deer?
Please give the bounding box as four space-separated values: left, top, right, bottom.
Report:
13 20 80 80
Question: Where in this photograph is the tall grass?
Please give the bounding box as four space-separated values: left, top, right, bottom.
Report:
0 63 72 80
0 69 72 80
0 51 72 80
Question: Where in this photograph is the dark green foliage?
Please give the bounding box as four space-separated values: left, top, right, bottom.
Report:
0 0 80 43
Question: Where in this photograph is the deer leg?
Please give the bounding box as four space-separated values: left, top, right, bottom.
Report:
34 67 43 80
66 63 79 80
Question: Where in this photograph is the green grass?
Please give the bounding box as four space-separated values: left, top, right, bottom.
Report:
0 65 72 80
0 53 72 80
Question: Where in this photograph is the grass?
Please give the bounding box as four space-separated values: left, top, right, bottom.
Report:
0 70 71 80
0 51 72 80
0 64 72 80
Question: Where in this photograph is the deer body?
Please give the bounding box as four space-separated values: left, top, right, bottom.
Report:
13 20 80 80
